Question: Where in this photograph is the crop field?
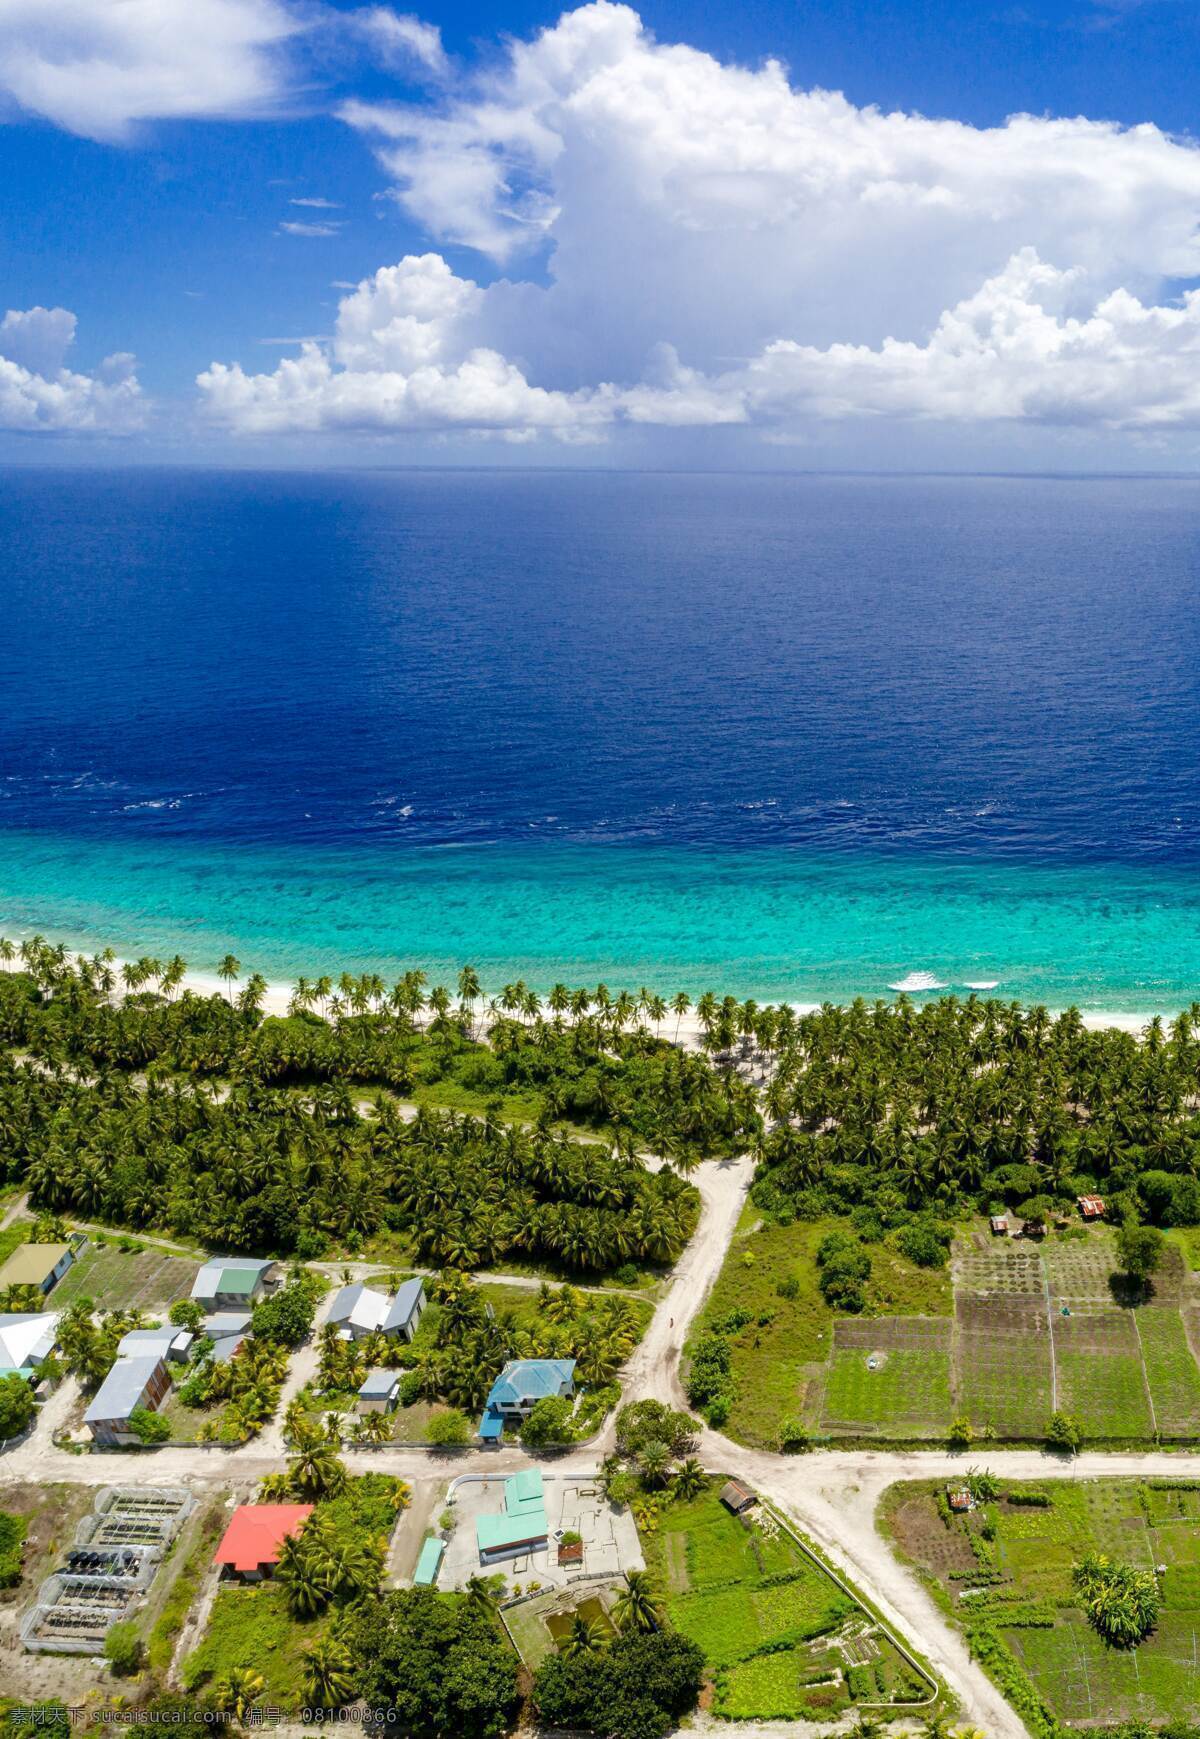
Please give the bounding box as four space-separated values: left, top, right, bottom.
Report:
885 1476 1200 1729
702 1216 1200 1446
818 1319 953 1435
640 1483 931 1721
52 1243 197 1311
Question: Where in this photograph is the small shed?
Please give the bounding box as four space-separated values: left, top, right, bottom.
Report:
413 1536 444 1587
558 1538 584 1567
989 1215 1009 1237
720 1479 758 1515
357 1370 400 1414
947 1487 973 1513
1078 1195 1106 1221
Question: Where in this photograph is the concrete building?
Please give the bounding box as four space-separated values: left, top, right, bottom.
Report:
116 1326 193 1364
383 1278 425 1341
83 1355 170 1446
478 1357 576 1441
213 1505 314 1581
475 1468 549 1565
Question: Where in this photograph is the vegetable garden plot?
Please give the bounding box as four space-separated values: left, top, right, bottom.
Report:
1135 1308 1200 1437
1053 1307 1154 1438
819 1318 953 1436
954 1292 1054 1438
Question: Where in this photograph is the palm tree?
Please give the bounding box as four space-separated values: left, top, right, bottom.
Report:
559 1613 607 1659
356 1409 392 1446
217 954 241 1004
287 1441 347 1500
302 1633 355 1708
612 1569 662 1634
672 1457 707 1501
212 1667 265 1723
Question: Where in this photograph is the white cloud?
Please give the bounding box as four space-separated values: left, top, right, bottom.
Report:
0 306 145 432
290 196 341 208
348 7 447 78
196 3 1200 451
197 253 610 435
0 0 301 141
343 1 1200 379
278 219 342 237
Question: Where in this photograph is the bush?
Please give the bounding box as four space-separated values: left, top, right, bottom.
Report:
252 1276 321 1347
533 1629 704 1739
0 1373 33 1441
168 1300 204 1332
816 1232 871 1312
345 1587 519 1739
426 1409 470 1447
0 1509 28 1587
1008 1490 1052 1508
104 1621 143 1675
948 1415 973 1449
1115 1220 1165 1289
520 1395 577 1448
776 1274 800 1300
128 1406 172 1444
398 1370 424 1407
1046 1411 1082 1453
685 1333 732 1411
845 1664 875 1699
895 1218 951 1268
778 1417 810 1453
612 1263 640 1287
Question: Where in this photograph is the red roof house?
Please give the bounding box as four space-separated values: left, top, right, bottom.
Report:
213 1504 314 1580
1078 1195 1106 1221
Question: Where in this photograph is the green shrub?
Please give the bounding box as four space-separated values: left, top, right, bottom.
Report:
0 1510 28 1587
104 1621 143 1675
128 1406 171 1444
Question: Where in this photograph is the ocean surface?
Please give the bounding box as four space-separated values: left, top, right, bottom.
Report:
2 467 1200 1011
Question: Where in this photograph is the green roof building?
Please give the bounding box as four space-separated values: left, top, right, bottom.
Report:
413 1536 445 1586
475 1468 549 1564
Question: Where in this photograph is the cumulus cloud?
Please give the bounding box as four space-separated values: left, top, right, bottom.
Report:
0 306 145 432
197 253 609 436
343 1 1200 382
0 0 302 141
196 3 1200 449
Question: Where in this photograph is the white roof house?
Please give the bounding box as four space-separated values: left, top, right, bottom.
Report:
328 1282 392 1338
0 1311 60 1377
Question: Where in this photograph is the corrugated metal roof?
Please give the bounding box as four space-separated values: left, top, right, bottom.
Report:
83 1355 164 1424
383 1278 424 1332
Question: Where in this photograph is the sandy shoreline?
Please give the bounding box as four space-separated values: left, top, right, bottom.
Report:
0 935 1168 1040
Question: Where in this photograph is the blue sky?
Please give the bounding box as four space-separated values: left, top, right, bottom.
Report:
4 0 1200 467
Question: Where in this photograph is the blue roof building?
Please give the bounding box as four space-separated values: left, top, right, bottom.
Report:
475 1469 549 1564
477 1357 576 1441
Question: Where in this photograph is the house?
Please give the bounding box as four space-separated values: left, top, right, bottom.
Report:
328 1278 427 1343
202 1311 253 1364
382 1278 426 1341
0 1243 75 1297
357 1371 400 1414
117 1326 193 1364
213 1504 314 1581
83 1355 171 1446
1078 1195 1106 1221
477 1358 576 1440
328 1282 392 1340
190 1257 274 1311
989 1215 1009 1237
475 1469 549 1565
720 1479 758 1515
413 1536 444 1587
0 1311 60 1381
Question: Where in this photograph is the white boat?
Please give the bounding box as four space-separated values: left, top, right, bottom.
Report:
964 980 1000 991
887 971 947 993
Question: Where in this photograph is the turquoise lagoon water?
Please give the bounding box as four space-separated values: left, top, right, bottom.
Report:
4 467 1200 1014
2 829 1199 1013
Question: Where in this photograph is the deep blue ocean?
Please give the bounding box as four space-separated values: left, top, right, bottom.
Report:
2 467 1199 1010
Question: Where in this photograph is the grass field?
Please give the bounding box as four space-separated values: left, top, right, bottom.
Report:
502 1585 623 1669
52 1241 197 1310
701 1214 1200 1446
183 1582 319 1707
640 1482 930 1720
886 1476 1200 1730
